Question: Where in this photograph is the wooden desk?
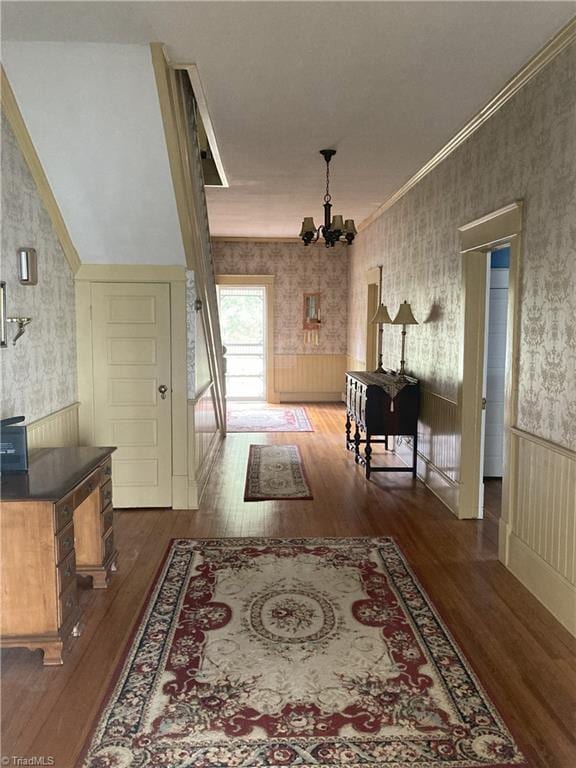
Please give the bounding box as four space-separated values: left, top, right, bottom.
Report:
0 446 117 665
345 371 420 478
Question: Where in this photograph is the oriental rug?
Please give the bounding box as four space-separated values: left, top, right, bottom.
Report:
80 537 527 768
244 444 313 501
227 403 313 433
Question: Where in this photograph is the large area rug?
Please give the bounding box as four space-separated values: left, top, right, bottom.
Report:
244 444 313 501
80 537 527 767
227 403 313 432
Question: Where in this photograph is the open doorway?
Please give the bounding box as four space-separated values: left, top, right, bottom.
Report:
217 284 267 401
482 246 510 520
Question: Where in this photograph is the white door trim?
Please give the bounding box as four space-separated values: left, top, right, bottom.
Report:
216 274 277 403
458 202 523 529
75 264 188 508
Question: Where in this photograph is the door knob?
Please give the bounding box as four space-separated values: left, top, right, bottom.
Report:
158 384 168 400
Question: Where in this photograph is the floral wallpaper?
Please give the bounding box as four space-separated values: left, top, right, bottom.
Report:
0 112 77 424
212 240 348 356
348 41 576 451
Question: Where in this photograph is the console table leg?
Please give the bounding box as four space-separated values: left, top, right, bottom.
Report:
354 424 361 463
365 433 372 479
345 412 352 449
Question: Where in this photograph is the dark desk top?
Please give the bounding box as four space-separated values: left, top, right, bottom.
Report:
0 446 115 502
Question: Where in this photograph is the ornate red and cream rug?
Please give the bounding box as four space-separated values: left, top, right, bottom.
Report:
80 538 527 767
244 444 313 501
227 403 313 433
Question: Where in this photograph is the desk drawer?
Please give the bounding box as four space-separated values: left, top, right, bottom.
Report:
56 521 75 564
100 480 113 511
103 528 114 563
101 457 113 484
57 550 76 596
59 579 79 627
54 496 74 533
101 504 114 537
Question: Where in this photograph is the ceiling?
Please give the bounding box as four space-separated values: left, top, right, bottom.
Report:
3 1 576 239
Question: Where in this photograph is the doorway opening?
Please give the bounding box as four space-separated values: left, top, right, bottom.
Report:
482 245 510 521
217 285 266 401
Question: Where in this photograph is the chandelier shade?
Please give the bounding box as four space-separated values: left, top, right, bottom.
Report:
300 150 356 248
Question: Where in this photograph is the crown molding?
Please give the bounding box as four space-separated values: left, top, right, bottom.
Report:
359 17 576 233
1 66 81 274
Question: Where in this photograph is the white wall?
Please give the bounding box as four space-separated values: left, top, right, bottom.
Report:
2 42 185 266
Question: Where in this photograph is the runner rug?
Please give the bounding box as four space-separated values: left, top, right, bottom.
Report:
227 403 313 432
244 444 313 501
80 537 527 768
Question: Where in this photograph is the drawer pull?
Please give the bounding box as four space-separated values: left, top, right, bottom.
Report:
64 565 73 578
103 465 112 477
62 505 72 519
104 489 112 503
63 536 73 551
87 482 94 493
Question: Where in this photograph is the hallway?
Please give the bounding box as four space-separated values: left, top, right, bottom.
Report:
1 404 575 767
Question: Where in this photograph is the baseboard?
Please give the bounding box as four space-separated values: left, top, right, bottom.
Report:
26 402 80 452
278 392 343 402
395 438 460 517
171 474 189 510
196 431 224 506
507 532 576 636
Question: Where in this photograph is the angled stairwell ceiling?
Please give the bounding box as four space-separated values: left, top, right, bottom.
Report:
3 1 576 242
2 42 186 265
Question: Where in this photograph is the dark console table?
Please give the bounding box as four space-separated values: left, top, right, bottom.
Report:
345 371 420 479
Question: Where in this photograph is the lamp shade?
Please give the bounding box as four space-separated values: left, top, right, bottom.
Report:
344 219 357 235
392 300 418 325
299 217 316 236
331 215 344 231
371 303 393 325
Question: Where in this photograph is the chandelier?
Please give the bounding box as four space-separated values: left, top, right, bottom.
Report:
299 149 357 247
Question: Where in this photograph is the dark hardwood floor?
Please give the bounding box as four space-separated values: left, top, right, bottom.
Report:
1 403 575 767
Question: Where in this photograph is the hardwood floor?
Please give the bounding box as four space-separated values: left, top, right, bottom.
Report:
1 403 575 767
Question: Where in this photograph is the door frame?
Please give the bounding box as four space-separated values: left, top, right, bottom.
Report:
365 267 381 371
457 202 523 532
75 264 188 508
216 274 277 403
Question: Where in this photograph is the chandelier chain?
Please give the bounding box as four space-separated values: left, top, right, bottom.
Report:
324 161 331 204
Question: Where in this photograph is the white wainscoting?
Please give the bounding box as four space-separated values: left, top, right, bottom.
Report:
274 354 347 402
187 383 222 509
395 389 461 516
26 402 80 452
502 428 576 634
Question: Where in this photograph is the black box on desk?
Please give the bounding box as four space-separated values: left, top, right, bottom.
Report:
0 416 29 473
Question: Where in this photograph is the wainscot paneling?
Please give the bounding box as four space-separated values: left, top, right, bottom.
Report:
274 354 347 401
187 384 222 509
503 428 576 634
26 403 80 453
394 389 461 516
346 356 367 373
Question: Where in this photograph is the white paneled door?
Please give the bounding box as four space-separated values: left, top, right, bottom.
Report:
91 283 172 507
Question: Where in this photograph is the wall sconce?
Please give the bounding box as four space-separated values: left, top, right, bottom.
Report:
17 248 38 285
392 300 418 376
7 317 32 345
